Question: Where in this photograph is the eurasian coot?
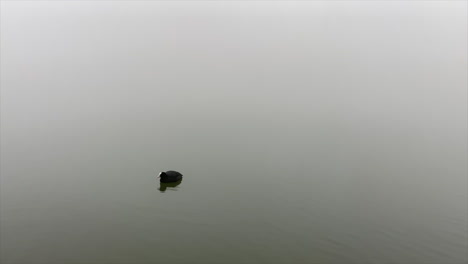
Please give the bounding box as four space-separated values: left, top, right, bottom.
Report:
159 170 183 183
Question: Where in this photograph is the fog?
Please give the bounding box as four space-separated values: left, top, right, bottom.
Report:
1 1 467 264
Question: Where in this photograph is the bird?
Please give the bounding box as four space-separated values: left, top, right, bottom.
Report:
158 170 183 183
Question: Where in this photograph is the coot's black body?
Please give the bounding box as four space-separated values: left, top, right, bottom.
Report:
159 170 183 183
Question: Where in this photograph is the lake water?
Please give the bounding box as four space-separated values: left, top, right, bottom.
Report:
1 2 467 264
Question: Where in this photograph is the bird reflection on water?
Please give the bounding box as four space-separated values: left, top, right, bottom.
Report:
159 179 182 193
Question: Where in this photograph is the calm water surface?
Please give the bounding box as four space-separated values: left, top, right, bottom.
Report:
1 2 467 264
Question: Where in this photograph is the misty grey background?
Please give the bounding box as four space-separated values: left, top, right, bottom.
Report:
1 1 467 264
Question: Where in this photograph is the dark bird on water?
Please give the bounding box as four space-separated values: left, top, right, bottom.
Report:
159 170 183 183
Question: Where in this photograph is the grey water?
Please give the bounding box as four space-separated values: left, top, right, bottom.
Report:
1 2 467 264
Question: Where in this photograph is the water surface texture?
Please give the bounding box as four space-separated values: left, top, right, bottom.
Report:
1 2 467 264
